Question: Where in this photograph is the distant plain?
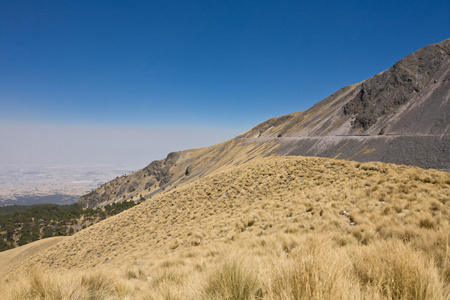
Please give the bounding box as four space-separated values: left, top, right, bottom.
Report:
0 164 135 205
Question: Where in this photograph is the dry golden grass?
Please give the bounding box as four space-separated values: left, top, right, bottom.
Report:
91 138 280 207
1 156 449 299
0 236 66 275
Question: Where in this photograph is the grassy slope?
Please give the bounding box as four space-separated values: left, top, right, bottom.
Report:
1 156 449 299
79 138 279 207
0 236 66 275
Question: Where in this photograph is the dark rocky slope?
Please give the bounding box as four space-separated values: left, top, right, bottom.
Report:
79 38 450 208
239 38 450 138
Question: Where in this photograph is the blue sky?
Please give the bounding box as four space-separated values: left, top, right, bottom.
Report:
1 0 449 166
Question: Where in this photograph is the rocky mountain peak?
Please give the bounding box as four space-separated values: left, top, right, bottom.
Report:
343 38 450 130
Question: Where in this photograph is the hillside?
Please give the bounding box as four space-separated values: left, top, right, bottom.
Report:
1 157 449 299
0 236 66 276
79 38 450 208
78 139 279 207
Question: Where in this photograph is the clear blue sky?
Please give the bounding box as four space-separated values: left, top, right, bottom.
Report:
1 0 449 166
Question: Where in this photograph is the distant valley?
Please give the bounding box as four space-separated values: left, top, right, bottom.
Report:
0 164 136 205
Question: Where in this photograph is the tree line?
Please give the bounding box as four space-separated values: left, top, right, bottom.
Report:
0 201 139 251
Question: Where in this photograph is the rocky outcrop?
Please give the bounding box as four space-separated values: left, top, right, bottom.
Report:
239 38 450 138
143 152 180 188
78 152 182 208
343 39 450 130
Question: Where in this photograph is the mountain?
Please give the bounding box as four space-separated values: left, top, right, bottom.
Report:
79 38 450 208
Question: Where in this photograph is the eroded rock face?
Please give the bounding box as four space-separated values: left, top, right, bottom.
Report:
343 39 450 130
78 152 181 208
237 39 450 139
143 152 180 188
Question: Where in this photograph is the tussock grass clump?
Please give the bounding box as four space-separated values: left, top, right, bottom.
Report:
267 238 361 300
80 272 117 299
350 240 445 299
28 269 77 300
419 216 435 229
203 258 261 300
0 268 128 300
0 269 95 300
125 266 146 280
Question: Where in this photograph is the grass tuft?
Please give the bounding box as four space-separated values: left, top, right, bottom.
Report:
204 258 260 300
80 272 116 300
351 240 444 299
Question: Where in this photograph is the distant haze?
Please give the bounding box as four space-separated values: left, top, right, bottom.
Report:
1 1 449 169
0 122 241 169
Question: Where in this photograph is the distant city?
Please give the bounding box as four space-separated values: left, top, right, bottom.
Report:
0 164 136 206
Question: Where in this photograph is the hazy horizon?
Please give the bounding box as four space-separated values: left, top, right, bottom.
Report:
0 121 241 168
1 1 449 168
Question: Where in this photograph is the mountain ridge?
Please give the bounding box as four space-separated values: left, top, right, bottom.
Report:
78 38 450 208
